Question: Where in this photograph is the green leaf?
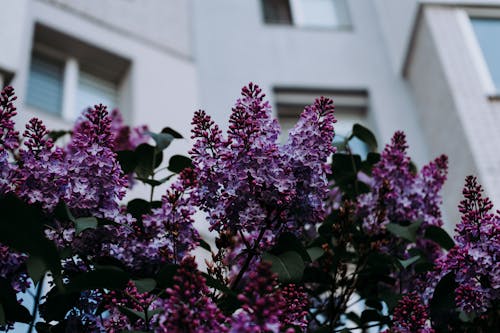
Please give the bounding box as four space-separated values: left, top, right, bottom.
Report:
262 251 305 283
352 124 377 151
424 226 455 250
48 129 70 142
306 247 324 262
271 232 310 262
0 277 32 324
119 306 146 321
67 266 129 292
0 195 61 280
148 131 174 151
135 177 164 187
74 217 98 234
398 255 420 269
199 239 211 252
117 150 138 174
156 264 179 288
167 155 192 174
133 278 156 293
27 256 46 284
161 127 183 138
385 220 422 242
360 309 380 323
429 272 458 327
0 304 5 326
135 143 163 178
121 306 162 323
40 287 80 321
127 199 152 220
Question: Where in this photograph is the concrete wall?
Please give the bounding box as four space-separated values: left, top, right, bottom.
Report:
193 0 429 166
35 0 192 58
406 4 500 228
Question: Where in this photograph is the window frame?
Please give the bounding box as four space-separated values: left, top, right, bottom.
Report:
261 0 352 30
26 23 130 121
462 8 500 96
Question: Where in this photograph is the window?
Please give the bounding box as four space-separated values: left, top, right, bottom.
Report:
470 18 500 91
27 52 64 115
275 88 370 157
26 24 129 120
0 68 14 90
261 0 351 29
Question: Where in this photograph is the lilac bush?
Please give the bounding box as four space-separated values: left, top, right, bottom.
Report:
0 84 498 332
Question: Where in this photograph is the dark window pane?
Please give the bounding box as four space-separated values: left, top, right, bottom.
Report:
27 53 64 115
261 0 292 24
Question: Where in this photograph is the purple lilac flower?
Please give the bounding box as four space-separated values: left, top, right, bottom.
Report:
191 83 336 247
230 262 307 333
0 86 19 153
100 281 154 332
386 292 434 333
15 118 67 211
109 109 149 152
357 132 448 260
65 104 127 220
110 168 199 274
435 176 499 314
154 256 227 332
0 86 19 194
0 244 30 293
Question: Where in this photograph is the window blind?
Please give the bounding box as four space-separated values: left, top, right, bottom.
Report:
76 71 118 117
26 53 64 115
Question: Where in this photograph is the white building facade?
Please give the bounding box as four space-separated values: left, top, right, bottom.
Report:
1 0 499 228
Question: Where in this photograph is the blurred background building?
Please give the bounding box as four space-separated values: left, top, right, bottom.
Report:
1 0 500 230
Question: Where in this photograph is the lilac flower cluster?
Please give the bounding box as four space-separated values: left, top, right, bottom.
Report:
356 131 448 259
65 104 127 219
0 86 19 194
0 244 29 293
155 256 227 332
109 109 149 152
110 168 200 274
100 281 154 332
387 292 434 333
230 262 308 332
435 176 499 313
15 118 67 210
191 83 336 246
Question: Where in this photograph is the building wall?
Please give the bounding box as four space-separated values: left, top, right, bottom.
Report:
406 4 500 228
193 0 429 166
35 0 192 58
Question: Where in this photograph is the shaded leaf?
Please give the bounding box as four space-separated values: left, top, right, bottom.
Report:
424 226 455 250
0 277 32 324
74 217 98 234
262 251 305 283
127 199 151 220
156 264 179 288
133 278 156 293
27 256 46 285
199 239 211 252
306 247 324 262
398 255 420 270
168 155 192 174
117 150 138 174
67 266 129 292
161 127 183 139
386 220 422 242
360 309 380 323
271 232 310 262
148 131 174 151
135 144 163 178
352 124 377 151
